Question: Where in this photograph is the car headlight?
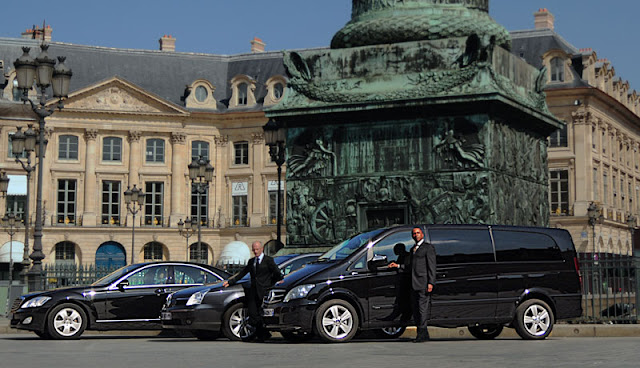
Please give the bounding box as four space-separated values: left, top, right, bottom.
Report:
283 284 315 303
186 291 207 306
20 296 51 309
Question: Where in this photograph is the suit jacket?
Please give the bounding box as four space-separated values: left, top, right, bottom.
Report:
228 255 283 298
409 241 437 292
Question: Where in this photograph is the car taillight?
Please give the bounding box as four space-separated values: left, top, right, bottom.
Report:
573 256 582 286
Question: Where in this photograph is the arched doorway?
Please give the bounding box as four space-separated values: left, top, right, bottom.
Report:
189 242 210 264
95 242 126 269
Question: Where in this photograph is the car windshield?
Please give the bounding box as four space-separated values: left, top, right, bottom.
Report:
91 264 141 286
317 229 385 261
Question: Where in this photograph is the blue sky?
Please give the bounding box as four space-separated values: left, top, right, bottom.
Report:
2 1 639 89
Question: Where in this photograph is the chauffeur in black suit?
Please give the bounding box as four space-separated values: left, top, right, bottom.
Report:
223 241 283 341
409 227 437 342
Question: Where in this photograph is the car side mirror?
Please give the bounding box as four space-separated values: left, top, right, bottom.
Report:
368 254 388 272
117 280 129 291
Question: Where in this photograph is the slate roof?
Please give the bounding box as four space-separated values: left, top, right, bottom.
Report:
0 37 286 112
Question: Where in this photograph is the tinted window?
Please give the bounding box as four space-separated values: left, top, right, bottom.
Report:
430 229 494 264
370 231 414 263
126 265 169 286
282 255 317 276
173 265 216 284
493 230 562 262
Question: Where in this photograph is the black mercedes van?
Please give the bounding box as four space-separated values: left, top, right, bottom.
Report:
263 225 582 343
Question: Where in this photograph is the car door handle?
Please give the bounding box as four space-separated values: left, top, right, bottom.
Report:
351 271 359 276
155 288 167 295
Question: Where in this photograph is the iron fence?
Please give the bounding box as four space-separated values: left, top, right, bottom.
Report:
576 253 638 324
42 263 121 290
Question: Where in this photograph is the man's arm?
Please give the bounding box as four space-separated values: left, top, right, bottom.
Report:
223 263 250 287
268 257 283 284
426 244 437 292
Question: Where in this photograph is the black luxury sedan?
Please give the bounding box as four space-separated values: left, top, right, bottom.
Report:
10 262 230 339
161 253 321 341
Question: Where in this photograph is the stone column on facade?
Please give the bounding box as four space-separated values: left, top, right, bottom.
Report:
572 107 592 217
214 135 228 228
251 132 265 227
82 129 99 226
170 132 187 227
127 131 142 227
42 127 54 226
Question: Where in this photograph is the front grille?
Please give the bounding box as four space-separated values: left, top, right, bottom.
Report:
10 297 24 313
264 289 286 304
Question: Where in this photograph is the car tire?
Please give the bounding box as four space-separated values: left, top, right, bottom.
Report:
46 303 88 340
374 326 406 339
281 330 313 343
222 303 256 341
467 324 504 340
513 299 554 340
193 329 219 341
314 300 359 343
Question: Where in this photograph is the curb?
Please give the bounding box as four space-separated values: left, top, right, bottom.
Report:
3 319 639 338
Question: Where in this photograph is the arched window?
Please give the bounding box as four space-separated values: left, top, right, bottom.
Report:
143 242 164 260
550 57 564 82
55 241 76 264
103 137 122 162
95 242 126 269
58 135 79 160
189 243 209 264
237 83 248 105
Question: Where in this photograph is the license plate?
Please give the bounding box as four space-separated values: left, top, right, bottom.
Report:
161 312 172 320
263 308 274 317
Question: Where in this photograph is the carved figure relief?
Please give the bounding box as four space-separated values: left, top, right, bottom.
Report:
288 139 337 178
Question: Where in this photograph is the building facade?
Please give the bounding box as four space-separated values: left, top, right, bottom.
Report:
514 9 639 258
0 31 288 272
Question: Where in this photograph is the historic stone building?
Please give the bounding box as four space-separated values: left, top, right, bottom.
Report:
513 9 640 258
0 31 288 272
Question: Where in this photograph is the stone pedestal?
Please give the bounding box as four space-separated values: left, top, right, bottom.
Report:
267 0 563 246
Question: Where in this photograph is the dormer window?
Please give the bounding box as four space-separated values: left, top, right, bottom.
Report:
185 80 217 110
264 76 287 106
229 75 256 108
550 57 564 82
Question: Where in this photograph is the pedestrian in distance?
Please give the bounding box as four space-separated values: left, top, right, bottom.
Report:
408 227 436 342
223 241 283 342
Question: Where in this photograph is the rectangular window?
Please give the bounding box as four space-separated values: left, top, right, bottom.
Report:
192 141 210 161
629 182 633 211
549 170 569 215
58 135 79 160
144 182 164 226
602 131 607 154
232 181 248 227
592 127 597 150
234 141 249 165
549 124 568 148
191 184 208 227
621 178 626 207
57 179 77 224
593 168 599 201
613 174 618 206
269 191 284 225
146 139 165 163
55 242 75 261
102 137 122 162
101 181 121 225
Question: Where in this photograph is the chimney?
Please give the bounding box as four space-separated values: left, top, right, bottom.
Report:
250 37 266 53
534 8 555 30
21 25 52 41
159 35 176 52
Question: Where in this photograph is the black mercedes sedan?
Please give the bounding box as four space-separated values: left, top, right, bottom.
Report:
161 253 320 341
10 262 230 339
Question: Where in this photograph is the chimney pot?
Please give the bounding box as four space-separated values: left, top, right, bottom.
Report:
534 8 555 30
250 37 266 53
159 34 176 52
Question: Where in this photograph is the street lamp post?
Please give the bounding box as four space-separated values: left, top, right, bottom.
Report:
263 119 286 247
188 157 214 258
124 185 145 264
177 218 196 262
587 202 603 320
9 124 37 285
14 44 72 291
